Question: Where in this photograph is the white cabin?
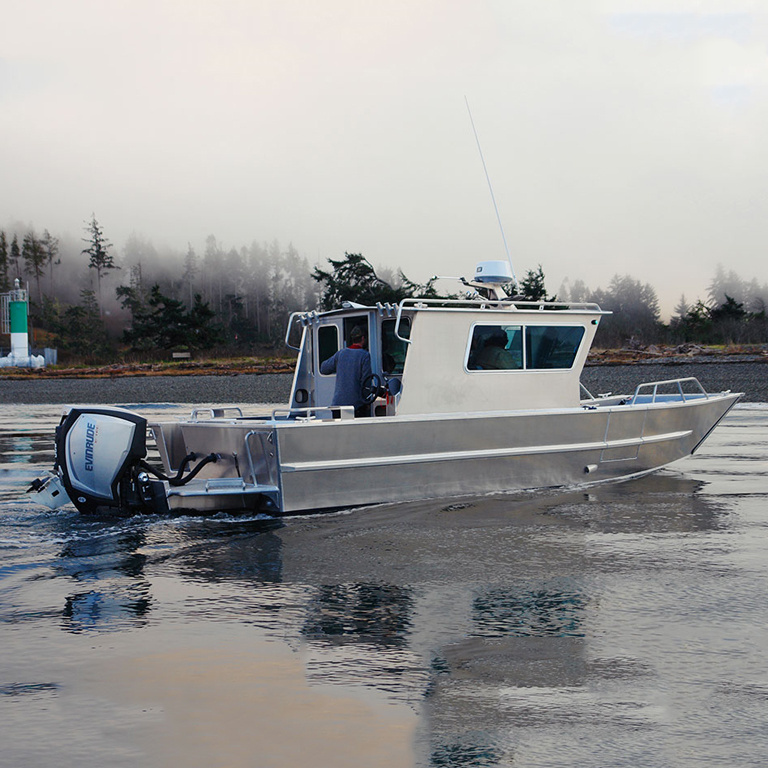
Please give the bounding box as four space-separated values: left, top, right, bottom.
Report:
287 298 608 418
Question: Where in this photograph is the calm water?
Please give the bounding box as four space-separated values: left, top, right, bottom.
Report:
1 403 767 768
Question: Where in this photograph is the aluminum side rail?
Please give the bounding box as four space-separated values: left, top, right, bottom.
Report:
629 377 712 405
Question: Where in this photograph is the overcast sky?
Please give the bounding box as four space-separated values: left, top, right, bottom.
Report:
2 0 766 315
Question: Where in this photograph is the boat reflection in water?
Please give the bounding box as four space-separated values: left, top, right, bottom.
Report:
36 466 730 765
56 529 153 634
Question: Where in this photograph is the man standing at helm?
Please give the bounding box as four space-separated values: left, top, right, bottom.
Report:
320 325 373 417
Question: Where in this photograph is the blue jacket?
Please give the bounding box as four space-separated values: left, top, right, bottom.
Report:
320 345 373 408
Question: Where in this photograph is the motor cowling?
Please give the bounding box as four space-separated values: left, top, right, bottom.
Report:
56 407 149 515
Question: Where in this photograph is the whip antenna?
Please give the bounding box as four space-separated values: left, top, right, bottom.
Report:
464 96 518 288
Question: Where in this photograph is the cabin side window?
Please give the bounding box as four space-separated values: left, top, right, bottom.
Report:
467 325 523 370
466 324 584 371
317 325 339 373
381 318 410 374
525 326 584 369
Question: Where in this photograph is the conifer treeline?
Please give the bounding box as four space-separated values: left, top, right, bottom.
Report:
0 218 322 361
559 268 768 347
1 217 767 363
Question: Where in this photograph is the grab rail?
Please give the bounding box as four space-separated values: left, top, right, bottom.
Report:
394 301 413 344
244 430 278 486
270 405 355 421
190 407 244 421
284 311 313 351
629 377 708 405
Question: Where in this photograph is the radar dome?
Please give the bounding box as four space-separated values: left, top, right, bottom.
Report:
473 260 513 284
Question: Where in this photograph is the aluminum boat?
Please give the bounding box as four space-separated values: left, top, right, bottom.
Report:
30 262 741 515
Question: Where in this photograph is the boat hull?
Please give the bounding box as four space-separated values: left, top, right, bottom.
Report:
142 392 739 515
273 393 739 512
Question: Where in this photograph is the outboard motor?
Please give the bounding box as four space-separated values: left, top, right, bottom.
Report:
55 406 156 515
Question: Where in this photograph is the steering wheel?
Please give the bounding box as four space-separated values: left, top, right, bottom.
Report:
361 373 384 404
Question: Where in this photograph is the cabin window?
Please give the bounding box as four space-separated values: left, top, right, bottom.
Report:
466 324 584 371
381 318 410 374
467 325 523 370
317 325 339 372
525 326 584 369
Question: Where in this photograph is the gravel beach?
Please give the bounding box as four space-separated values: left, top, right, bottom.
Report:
0 373 293 406
581 362 767 403
0 362 765 405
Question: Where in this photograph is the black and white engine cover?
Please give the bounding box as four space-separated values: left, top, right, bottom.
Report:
56 407 147 514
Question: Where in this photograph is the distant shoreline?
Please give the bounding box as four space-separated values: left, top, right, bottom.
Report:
0 343 765 383
0 362 765 404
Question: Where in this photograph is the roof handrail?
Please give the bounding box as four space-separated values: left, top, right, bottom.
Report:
396 297 606 313
393 296 606 344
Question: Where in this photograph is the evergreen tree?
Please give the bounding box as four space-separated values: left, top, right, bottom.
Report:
672 294 689 322
182 244 198 307
710 295 748 344
266 239 282 334
41 229 60 298
558 277 590 303
710 295 746 323
22 231 47 304
669 294 690 341
120 284 222 351
82 215 119 316
223 245 247 338
53 289 112 359
591 274 661 347
187 292 222 348
246 241 269 337
571 279 591 303
10 235 21 280
743 278 768 315
223 294 256 346
312 252 438 311
203 235 223 313
673 300 712 343
115 263 148 318
518 265 555 302
0 231 9 292
708 265 744 308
